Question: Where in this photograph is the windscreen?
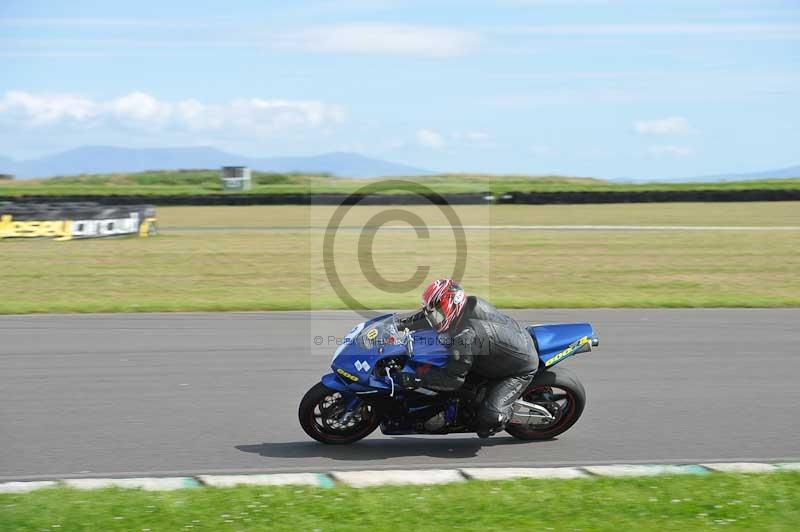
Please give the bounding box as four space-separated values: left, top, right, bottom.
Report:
357 315 409 350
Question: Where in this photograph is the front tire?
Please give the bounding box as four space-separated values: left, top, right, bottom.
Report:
298 382 380 444
505 367 586 441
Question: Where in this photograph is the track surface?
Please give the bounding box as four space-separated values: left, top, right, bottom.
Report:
2 309 799 481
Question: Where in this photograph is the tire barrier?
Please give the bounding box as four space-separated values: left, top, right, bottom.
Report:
0 202 157 241
0 193 490 205
1 188 799 206
497 189 800 204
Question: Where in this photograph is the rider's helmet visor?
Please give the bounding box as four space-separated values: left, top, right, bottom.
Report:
424 302 447 331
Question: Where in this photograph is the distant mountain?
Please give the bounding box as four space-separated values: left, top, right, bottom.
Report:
0 146 430 179
686 164 800 182
610 164 800 183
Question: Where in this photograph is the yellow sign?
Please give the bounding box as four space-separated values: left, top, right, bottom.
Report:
0 214 156 241
0 215 72 240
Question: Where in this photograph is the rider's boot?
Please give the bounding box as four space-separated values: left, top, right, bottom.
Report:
476 412 508 439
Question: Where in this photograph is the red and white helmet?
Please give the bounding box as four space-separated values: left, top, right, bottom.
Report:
422 279 466 332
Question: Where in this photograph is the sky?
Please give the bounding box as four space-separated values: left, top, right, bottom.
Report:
0 0 798 179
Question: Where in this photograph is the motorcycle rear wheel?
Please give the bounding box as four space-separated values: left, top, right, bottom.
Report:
505 367 586 441
298 382 380 444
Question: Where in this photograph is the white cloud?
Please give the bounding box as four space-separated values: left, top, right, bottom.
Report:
416 129 446 149
278 24 480 57
109 92 172 126
0 91 345 137
3 20 797 61
488 23 800 37
1 23 481 58
647 145 695 157
0 17 213 29
0 90 97 125
634 116 694 135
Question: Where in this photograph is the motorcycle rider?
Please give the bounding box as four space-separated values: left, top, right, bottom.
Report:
394 279 539 438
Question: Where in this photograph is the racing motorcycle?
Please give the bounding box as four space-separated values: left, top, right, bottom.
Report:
299 314 598 444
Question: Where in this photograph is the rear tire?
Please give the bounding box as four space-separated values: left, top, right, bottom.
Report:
505 367 586 441
298 382 380 444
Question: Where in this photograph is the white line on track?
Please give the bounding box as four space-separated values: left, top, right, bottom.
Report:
386 225 800 231
167 225 800 232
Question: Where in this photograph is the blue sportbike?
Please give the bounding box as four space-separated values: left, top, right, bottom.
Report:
299 314 599 444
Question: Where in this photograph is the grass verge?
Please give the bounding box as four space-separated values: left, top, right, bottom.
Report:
1 473 799 531
1 203 798 313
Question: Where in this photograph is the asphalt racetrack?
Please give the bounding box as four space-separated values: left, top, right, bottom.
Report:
2 309 799 481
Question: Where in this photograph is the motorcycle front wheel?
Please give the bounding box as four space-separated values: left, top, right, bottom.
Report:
298 382 380 444
505 367 586 441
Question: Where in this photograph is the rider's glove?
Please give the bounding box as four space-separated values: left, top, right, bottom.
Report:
391 370 422 390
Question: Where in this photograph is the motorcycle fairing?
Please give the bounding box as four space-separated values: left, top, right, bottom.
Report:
330 314 406 389
330 316 452 389
321 373 384 393
406 328 450 370
528 323 595 367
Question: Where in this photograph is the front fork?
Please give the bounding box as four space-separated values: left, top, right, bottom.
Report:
338 394 364 424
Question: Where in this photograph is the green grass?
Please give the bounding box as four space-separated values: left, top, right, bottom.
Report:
1 203 798 313
2 473 799 531
1 169 799 196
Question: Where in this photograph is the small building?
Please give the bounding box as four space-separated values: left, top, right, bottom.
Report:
220 166 252 191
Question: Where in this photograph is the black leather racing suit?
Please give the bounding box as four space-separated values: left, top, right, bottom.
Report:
397 296 540 434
